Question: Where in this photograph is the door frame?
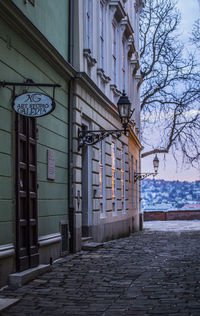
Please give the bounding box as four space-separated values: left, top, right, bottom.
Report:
81 119 92 236
15 114 39 272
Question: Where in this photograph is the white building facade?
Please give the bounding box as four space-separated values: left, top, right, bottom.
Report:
72 0 144 250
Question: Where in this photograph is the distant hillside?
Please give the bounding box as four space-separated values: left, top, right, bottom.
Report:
141 179 200 211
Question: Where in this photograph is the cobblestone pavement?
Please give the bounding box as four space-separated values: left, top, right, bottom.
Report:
1 220 200 315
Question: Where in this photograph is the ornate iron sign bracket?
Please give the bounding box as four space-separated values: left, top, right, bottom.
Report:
0 79 61 117
78 128 127 150
134 172 157 182
0 79 61 89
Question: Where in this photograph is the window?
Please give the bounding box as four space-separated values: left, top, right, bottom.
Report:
121 144 126 212
99 141 103 199
122 38 126 90
111 140 116 200
85 0 93 51
99 140 106 214
131 155 134 209
112 22 117 84
121 145 124 199
128 59 131 97
100 2 104 69
136 159 138 210
83 0 95 75
86 11 90 48
128 0 134 23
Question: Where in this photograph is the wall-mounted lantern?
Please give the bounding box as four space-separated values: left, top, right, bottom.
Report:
78 91 134 150
134 154 159 182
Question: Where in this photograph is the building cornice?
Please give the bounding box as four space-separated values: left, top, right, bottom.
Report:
109 0 126 22
121 18 134 38
0 0 76 80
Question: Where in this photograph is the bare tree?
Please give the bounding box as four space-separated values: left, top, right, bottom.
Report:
191 18 200 49
139 0 200 167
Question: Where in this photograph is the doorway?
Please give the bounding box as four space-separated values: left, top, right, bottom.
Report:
15 114 39 272
81 122 92 237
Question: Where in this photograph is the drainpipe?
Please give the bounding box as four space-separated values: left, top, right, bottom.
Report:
68 0 75 252
139 147 143 231
69 0 74 64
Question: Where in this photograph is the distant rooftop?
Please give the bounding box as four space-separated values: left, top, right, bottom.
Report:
144 203 175 212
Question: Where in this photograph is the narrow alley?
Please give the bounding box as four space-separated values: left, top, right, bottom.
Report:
1 221 200 315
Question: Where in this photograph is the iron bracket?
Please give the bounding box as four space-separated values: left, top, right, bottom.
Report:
134 172 157 182
78 128 128 150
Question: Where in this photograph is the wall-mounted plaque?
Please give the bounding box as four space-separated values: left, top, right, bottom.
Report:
48 150 55 180
13 92 55 117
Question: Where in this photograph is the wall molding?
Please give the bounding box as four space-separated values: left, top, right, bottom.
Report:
38 233 62 247
0 244 15 259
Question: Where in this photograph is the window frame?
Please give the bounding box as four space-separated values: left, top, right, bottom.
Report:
99 140 106 216
99 1 105 69
84 0 93 52
112 21 117 85
121 144 126 213
111 139 117 213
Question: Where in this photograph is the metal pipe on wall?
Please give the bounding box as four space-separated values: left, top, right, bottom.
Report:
68 0 75 252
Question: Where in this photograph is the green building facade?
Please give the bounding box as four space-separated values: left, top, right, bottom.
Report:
0 0 75 287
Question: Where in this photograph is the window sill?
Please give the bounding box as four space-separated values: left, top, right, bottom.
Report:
100 213 107 219
110 84 121 96
97 68 111 84
83 49 97 67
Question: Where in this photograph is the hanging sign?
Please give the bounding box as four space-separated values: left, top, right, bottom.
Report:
13 92 55 117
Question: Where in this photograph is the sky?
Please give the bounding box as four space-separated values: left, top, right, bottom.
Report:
177 0 200 40
141 0 200 182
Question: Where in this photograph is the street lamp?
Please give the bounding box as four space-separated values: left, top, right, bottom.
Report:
78 91 134 150
153 154 159 174
134 154 159 182
117 91 132 134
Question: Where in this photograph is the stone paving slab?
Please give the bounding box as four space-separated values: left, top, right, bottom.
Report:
0 220 200 315
9 264 50 287
0 298 20 312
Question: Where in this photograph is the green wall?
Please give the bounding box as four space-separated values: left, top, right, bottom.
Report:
0 17 69 245
12 0 69 61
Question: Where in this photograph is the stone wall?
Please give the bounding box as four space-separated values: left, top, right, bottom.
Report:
144 210 200 221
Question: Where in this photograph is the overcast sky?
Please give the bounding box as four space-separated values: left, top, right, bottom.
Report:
141 0 200 182
177 0 200 41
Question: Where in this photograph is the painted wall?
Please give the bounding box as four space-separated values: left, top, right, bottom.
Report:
128 134 141 232
12 0 69 61
0 17 69 245
71 0 143 246
73 82 132 245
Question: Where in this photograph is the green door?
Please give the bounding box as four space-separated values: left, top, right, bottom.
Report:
15 114 39 271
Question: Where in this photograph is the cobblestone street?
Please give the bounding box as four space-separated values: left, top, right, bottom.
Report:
1 221 200 315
